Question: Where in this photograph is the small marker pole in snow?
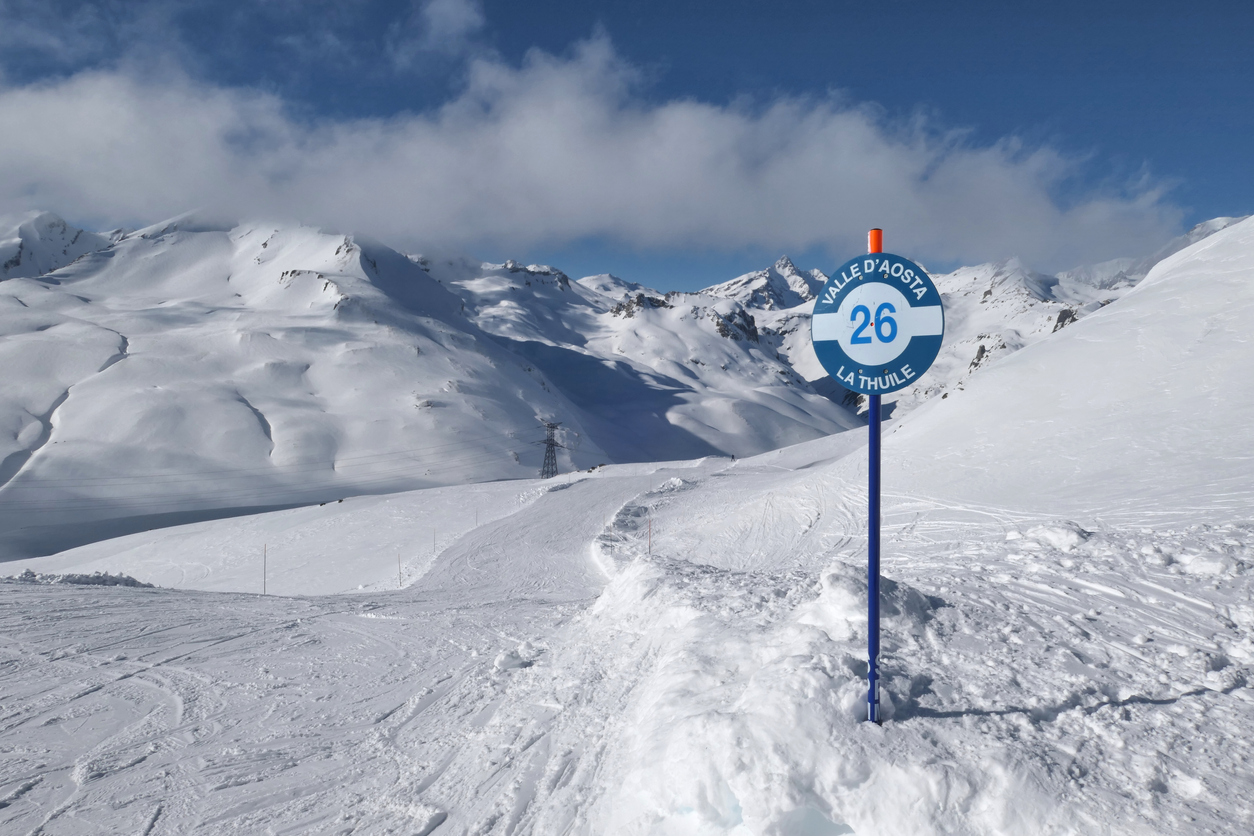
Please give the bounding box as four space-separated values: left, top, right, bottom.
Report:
263 544 267 596
398 553 403 589
866 228 883 724
811 228 944 724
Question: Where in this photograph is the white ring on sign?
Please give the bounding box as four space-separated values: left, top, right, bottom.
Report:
811 283 943 366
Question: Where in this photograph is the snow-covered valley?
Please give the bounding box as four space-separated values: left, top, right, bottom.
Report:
2 213 1253 834
0 211 856 559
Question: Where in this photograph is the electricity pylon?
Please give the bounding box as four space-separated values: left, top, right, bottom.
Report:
538 422 563 479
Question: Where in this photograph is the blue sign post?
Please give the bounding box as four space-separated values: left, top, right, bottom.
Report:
811 229 944 723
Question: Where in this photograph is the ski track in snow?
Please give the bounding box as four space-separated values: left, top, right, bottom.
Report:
2 454 1252 834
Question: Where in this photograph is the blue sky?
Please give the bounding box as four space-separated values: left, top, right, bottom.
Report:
1 0 1249 289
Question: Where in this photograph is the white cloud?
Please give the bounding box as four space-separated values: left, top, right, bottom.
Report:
0 34 1180 270
421 0 484 46
0 0 184 70
388 0 486 66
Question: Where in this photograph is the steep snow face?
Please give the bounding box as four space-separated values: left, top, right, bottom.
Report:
0 211 112 279
1055 216 1248 295
889 214 1254 521
703 256 825 310
881 221 1243 415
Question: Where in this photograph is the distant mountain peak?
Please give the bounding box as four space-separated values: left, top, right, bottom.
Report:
488 259 572 289
701 255 824 311
1 211 111 280
773 255 800 275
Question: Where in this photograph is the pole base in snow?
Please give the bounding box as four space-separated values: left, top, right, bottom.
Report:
867 392 882 723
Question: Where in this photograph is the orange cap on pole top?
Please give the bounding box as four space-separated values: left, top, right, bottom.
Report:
868 228 883 254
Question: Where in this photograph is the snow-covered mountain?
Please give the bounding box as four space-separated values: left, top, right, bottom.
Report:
0 207 1242 559
428 256 851 463
702 255 825 310
0 210 116 279
0 212 855 557
5 216 1252 836
732 217 1248 416
1053 215 1246 294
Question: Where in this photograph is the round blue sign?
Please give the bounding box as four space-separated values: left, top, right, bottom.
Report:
811 252 944 395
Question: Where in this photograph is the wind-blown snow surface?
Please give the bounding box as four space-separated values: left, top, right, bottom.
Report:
0 213 855 558
3 220 1253 834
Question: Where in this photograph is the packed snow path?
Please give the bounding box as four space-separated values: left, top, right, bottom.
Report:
2 456 1252 834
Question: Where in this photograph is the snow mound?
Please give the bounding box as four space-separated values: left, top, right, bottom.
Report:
9 568 154 587
1021 522 1091 553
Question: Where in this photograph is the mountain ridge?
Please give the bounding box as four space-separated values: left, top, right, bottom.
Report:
0 211 856 557
0 209 1242 556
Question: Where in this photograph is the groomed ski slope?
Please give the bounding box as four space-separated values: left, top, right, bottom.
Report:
3 218 1254 834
